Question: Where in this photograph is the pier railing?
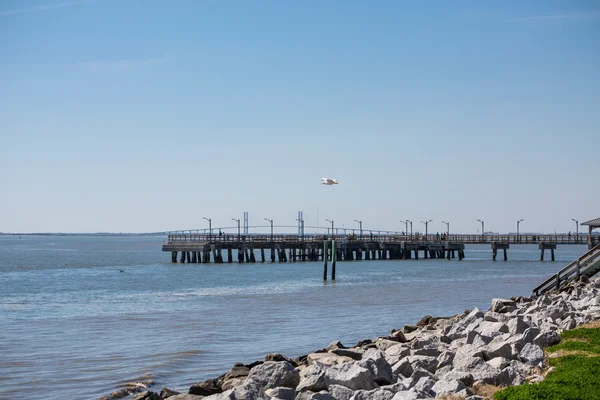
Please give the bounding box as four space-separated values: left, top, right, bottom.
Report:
533 243 600 296
166 233 590 245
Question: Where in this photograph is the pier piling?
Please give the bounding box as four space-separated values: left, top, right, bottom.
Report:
323 241 329 281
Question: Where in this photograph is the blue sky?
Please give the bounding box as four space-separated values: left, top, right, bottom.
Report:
1 0 599 234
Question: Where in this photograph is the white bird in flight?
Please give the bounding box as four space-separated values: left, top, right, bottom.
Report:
321 177 339 185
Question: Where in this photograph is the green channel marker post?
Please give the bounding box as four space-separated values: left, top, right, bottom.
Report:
331 240 337 280
323 240 328 281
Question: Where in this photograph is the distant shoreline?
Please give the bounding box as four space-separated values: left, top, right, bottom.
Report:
0 232 168 237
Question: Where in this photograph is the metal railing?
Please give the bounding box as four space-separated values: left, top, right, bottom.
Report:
533 243 600 297
166 233 592 245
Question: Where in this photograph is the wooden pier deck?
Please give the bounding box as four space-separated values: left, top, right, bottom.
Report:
162 233 599 264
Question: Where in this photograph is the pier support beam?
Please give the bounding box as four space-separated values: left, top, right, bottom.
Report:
238 249 244 263
323 241 329 281
191 252 197 263
539 242 557 262
261 248 265 263
491 242 509 262
331 240 337 280
250 249 256 263
227 249 232 263
180 251 186 263
171 251 177 263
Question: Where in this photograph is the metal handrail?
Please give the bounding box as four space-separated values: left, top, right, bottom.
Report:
166 233 592 245
533 243 600 296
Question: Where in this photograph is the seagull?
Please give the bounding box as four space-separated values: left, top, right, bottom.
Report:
321 177 339 185
119 269 124 273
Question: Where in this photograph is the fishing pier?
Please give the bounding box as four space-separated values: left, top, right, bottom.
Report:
162 232 599 264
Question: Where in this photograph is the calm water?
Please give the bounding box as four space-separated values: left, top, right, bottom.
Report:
0 236 588 399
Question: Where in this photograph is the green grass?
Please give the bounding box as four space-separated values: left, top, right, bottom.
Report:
494 327 600 400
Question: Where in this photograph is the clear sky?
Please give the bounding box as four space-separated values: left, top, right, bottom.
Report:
1 0 599 234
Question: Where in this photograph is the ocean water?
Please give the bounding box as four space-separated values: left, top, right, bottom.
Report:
0 235 588 399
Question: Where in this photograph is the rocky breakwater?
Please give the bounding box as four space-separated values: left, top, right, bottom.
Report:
134 277 600 400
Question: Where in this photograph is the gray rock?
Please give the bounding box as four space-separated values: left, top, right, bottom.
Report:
431 379 466 396
477 321 509 338
561 317 577 331
507 316 530 335
349 388 395 400
391 358 413 378
486 357 510 370
221 378 247 391
519 343 544 365
359 349 394 385
295 391 336 400
410 337 436 350
465 396 485 400
457 357 501 385
433 365 452 378
454 344 484 361
446 308 484 339
332 348 364 360
248 361 300 389
402 325 418 334
133 392 161 400
405 368 434 389
491 298 517 313
437 371 474 387
547 300 570 321
481 341 512 361
379 382 406 394
324 362 378 391
376 339 405 352
436 351 455 369
412 347 440 357
329 384 355 400
384 345 411 365
455 388 474 398
169 395 206 400
265 387 295 400
160 388 181 398
533 331 560 348
413 377 435 396
207 379 268 400
326 341 346 351
297 363 327 393
307 352 355 366
390 390 420 400
389 330 409 343
189 379 222 396
406 356 437 374
521 327 541 345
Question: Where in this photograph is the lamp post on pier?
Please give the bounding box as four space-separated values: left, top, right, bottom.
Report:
572 219 579 243
326 219 334 238
203 217 212 240
421 220 432 240
477 219 485 242
441 221 450 238
231 218 240 240
517 219 524 243
402 220 409 237
354 220 363 238
264 218 273 242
